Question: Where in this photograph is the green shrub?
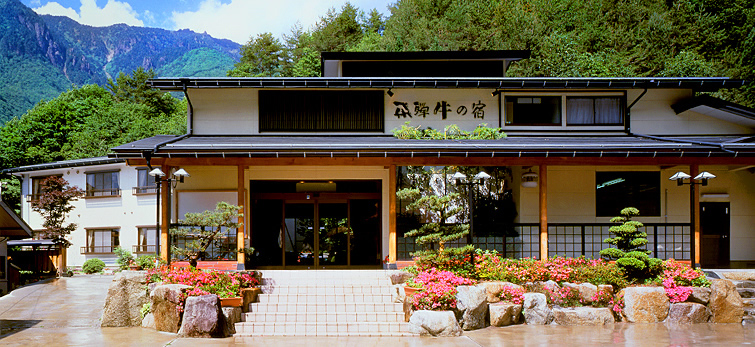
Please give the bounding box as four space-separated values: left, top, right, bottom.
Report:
141 303 151 319
136 255 159 269
599 207 662 283
570 262 628 289
414 247 475 278
82 258 105 274
114 246 135 270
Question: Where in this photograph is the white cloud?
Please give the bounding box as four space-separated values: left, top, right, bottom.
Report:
33 0 144 27
170 0 391 44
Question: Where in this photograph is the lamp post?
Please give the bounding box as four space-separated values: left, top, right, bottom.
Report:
669 170 715 269
149 167 190 262
453 171 491 247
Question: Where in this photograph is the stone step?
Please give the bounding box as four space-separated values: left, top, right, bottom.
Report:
742 298 755 308
234 322 415 337
259 285 394 295
249 302 404 313
257 293 393 304
736 288 755 299
243 311 405 323
261 279 393 287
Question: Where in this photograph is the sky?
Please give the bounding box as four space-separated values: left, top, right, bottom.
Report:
21 0 394 44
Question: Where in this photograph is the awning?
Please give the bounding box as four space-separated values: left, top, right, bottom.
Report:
0 200 33 239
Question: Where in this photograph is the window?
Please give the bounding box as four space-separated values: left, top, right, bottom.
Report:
566 97 623 125
28 175 62 201
596 172 660 217
505 96 561 126
134 168 156 194
86 171 120 197
82 228 119 253
259 90 384 132
134 227 157 253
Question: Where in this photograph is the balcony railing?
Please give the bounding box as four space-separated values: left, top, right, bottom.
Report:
25 194 42 202
132 245 157 253
132 186 157 194
396 222 691 261
85 188 121 197
80 245 117 254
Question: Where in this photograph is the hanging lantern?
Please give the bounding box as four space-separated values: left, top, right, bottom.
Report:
521 169 538 188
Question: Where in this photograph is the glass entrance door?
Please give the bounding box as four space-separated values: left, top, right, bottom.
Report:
317 203 349 266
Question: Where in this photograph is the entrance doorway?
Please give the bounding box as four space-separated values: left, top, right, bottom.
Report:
249 180 382 269
700 202 730 268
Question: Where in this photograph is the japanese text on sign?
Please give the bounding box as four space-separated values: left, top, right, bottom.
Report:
394 100 486 119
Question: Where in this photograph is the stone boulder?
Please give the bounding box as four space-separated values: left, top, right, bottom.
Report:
223 307 242 336
141 313 156 329
722 272 755 281
687 287 711 305
621 287 669 323
455 285 488 330
665 302 710 324
562 282 598 304
598 285 614 296
408 310 462 336
241 287 262 313
523 281 560 295
151 284 191 333
101 270 149 327
522 293 552 325
389 271 413 285
489 303 522 326
477 282 524 303
177 294 227 338
708 279 744 323
551 307 614 325
391 284 406 304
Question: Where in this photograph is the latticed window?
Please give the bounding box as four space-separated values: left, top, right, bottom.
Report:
83 228 119 253
85 171 120 197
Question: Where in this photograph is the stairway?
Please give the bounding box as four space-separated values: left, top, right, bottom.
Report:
234 270 415 336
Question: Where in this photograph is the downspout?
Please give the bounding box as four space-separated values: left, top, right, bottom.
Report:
625 88 647 133
181 78 194 135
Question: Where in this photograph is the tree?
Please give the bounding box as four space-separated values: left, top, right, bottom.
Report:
30 176 84 275
106 67 178 116
228 33 286 77
599 207 662 282
170 201 242 268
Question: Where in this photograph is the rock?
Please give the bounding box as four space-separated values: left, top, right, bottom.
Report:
665 303 710 324
737 288 755 299
563 282 598 304
551 307 614 325
687 287 711 305
523 281 560 295
389 271 413 285
178 294 227 338
151 284 191 333
743 298 755 308
734 281 755 288
391 284 406 303
455 285 488 330
708 279 744 323
522 293 552 325
621 287 669 323
477 282 524 303
489 303 522 326
598 285 614 296
408 310 462 336
141 313 156 329
543 280 560 294
241 287 262 312
101 270 149 327
222 307 242 336
722 272 755 281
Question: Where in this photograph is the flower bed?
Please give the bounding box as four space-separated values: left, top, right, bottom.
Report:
146 266 259 299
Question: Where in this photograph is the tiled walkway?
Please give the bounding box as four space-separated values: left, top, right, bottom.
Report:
234 270 413 337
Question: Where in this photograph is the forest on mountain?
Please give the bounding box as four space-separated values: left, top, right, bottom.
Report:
1 0 754 204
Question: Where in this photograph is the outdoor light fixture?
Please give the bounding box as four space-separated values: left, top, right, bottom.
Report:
669 170 716 269
491 89 502 97
149 167 190 260
386 88 394 97
521 168 538 188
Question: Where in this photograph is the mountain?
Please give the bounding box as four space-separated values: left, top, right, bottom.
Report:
0 0 240 122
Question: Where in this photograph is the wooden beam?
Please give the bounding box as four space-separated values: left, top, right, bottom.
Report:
237 165 246 270
691 164 700 266
388 165 397 263
539 164 548 260
160 164 170 263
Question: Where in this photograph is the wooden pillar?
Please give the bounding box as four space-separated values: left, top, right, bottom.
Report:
690 164 700 266
388 165 397 263
539 164 548 260
160 164 170 263
237 165 246 270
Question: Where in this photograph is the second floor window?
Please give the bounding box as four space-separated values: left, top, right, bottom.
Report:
86 171 120 197
28 175 62 201
135 168 156 194
566 96 623 125
505 96 562 126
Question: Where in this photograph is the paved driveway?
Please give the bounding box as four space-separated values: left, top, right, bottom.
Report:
1 275 754 346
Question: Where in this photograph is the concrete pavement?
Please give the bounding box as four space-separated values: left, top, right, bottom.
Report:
1 275 754 346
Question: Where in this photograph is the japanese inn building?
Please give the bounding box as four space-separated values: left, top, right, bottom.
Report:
13 50 755 271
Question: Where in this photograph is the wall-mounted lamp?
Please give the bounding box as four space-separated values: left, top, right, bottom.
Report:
149 167 190 260
386 88 394 97
491 89 502 97
521 169 538 188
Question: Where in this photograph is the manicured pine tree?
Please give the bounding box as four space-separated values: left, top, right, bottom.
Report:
600 207 662 282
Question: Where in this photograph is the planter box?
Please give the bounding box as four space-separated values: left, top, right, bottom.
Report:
219 297 243 307
404 286 421 297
